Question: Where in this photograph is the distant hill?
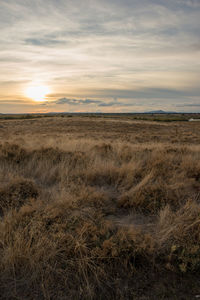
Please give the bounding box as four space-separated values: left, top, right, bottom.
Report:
145 110 177 114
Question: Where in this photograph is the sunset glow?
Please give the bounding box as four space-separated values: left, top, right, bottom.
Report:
25 85 50 102
0 0 199 113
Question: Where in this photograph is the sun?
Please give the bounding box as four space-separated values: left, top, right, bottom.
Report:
25 85 50 102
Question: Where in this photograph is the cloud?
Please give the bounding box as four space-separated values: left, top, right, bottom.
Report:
177 103 200 107
71 87 200 100
24 38 65 46
175 0 200 8
98 101 120 107
46 97 161 108
43 97 140 107
45 98 102 105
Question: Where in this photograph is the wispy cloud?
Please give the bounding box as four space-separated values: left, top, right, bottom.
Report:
176 103 200 107
47 97 128 107
24 38 65 46
48 98 102 105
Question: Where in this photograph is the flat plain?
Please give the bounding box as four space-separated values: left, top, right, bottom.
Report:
0 115 200 299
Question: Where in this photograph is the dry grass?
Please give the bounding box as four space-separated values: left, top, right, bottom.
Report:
0 116 200 299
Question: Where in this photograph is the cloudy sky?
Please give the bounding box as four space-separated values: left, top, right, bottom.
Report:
0 0 200 113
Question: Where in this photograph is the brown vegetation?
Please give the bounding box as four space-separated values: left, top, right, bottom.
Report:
0 116 200 299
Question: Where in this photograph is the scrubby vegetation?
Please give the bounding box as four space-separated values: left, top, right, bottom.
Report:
1 112 200 122
0 117 200 299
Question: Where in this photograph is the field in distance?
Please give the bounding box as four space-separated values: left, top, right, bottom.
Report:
0 116 200 299
1 112 200 122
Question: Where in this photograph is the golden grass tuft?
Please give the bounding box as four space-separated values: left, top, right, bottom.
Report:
0 179 39 216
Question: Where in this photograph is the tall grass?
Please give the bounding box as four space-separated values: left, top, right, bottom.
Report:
0 117 200 299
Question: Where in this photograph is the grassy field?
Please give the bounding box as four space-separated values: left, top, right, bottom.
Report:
0 116 200 299
0 112 200 122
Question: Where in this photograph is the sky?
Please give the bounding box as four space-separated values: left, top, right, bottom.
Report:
0 0 200 113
